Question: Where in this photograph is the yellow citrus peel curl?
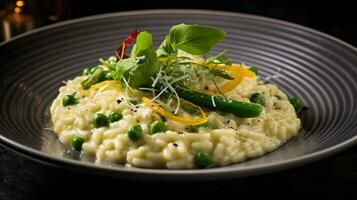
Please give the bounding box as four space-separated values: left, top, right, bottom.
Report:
142 97 208 125
212 64 256 93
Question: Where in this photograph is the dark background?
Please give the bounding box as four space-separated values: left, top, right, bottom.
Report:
1 0 357 199
1 0 357 46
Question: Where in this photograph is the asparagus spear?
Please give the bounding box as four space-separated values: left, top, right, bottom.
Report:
175 87 262 118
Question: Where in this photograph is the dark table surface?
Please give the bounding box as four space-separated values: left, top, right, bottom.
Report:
1 145 357 199
1 1 357 200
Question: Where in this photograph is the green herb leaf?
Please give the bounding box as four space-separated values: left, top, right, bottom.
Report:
157 24 225 56
169 24 225 55
115 57 136 77
134 31 153 57
128 49 159 88
115 31 160 88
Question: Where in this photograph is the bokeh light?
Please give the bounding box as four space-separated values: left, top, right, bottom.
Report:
14 7 21 13
16 1 25 7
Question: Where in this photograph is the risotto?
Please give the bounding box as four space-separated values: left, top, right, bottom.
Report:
50 24 301 169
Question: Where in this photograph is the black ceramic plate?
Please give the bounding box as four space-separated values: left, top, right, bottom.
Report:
0 10 356 180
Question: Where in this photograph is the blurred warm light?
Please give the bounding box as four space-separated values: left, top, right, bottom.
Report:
16 1 25 7
14 7 21 14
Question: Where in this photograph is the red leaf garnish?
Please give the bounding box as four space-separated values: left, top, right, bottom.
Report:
116 29 139 62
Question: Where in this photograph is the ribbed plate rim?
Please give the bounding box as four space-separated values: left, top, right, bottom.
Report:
0 9 356 179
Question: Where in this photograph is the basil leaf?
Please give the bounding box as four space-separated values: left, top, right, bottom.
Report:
169 24 225 55
134 31 153 57
115 31 160 88
127 48 159 88
115 58 136 75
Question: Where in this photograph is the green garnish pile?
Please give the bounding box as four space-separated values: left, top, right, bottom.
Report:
80 24 266 118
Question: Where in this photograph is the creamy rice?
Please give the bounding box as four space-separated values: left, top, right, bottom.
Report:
50 76 300 169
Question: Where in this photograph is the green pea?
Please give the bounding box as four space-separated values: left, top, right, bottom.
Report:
92 113 109 128
250 93 265 106
248 66 257 74
289 96 301 112
83 67 91 75
194 150 212 168
63 95 76 107
128 124 143 141
108 111 123 123
72 136 85 151
149 120 167 134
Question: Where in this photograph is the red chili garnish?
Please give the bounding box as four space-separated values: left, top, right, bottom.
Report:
116 29 139 62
